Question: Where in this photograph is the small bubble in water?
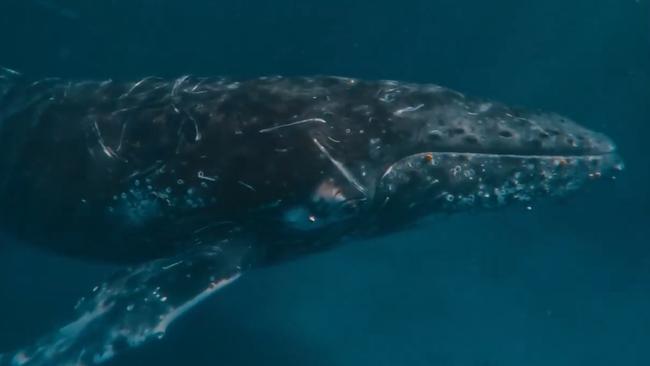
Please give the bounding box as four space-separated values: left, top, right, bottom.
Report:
126 304 134 311
177 179 184 185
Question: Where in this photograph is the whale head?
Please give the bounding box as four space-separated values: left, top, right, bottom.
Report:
360 88 623 229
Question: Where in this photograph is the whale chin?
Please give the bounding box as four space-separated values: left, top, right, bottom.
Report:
371 147 623 224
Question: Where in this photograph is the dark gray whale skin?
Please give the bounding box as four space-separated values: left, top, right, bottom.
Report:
0 70 622 365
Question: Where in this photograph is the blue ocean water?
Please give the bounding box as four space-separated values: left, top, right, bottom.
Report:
0 0 648 365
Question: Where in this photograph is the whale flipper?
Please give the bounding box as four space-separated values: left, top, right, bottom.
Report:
0 245 246 366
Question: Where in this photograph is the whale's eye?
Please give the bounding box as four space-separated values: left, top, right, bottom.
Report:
281 180 364 232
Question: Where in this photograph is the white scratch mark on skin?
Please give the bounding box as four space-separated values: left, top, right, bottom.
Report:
380 196 391 208
162 261 183 271
190 78 207 93
122 76 161 98
178 108 202 142
0 66 21 76
191 115 201 142
259 118 327 133
99 79 113 90
120 162 164 183
116 122 128 152
171 75 190 98
168 75 202 142
380 164 395 181
152 274 241 336
92 120 127 162
111 107 136 117
394 104 425 116
327 136 342 143
238 180 257 192
197 171 218 182
312 138 368 196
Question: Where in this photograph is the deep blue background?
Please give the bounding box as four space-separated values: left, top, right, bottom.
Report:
1 0 649 365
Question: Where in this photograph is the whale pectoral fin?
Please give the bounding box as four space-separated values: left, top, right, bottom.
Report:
1 245 247 366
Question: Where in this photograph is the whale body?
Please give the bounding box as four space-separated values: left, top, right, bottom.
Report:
0 70 622 365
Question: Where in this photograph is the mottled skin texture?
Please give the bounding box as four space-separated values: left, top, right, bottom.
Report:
0 75 619 263
0 71 622 365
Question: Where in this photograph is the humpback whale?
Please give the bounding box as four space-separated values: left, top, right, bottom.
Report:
0 67 623 365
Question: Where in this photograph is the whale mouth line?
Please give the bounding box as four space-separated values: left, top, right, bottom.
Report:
416 151 617 159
